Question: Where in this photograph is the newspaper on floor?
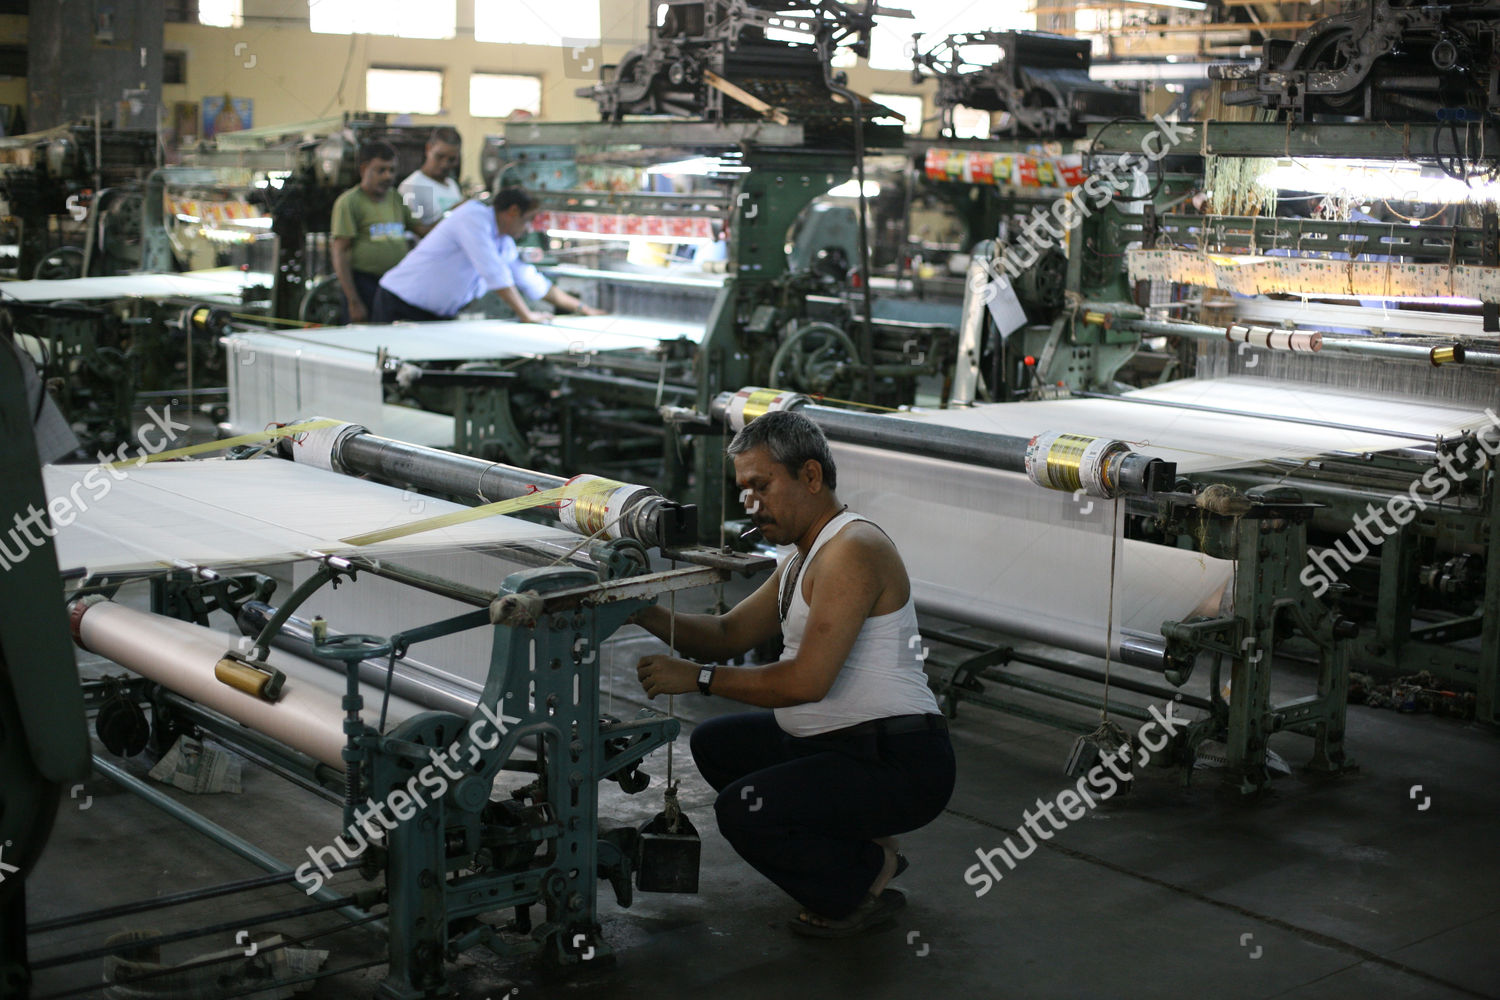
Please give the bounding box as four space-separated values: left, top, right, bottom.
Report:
103 930 329 999
147 735 243 794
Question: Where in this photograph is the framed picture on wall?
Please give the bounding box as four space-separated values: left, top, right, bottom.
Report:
203 96 253 139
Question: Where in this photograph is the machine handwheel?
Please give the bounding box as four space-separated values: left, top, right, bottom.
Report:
298 275 345 326
33 247 84 280
313 633 394 662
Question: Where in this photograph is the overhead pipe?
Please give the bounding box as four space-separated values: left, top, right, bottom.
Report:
1123 318 1500 368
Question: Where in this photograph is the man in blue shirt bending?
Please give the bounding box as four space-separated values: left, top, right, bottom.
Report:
373 188 602 324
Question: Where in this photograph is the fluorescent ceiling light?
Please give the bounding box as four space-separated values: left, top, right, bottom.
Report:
826 179 881 198
645 156 749 176
545 229 716 245
1294 293 1484 306
1256 159 1500 203
1090 61 1228 81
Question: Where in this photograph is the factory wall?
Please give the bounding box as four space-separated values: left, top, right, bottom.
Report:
0 14 28 127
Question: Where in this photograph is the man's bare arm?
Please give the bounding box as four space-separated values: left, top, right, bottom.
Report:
633 568 783 662
637 533 888 706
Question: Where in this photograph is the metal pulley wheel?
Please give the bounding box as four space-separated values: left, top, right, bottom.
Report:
34 247 84 280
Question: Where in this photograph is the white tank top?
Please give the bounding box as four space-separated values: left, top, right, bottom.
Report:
774 511 941 737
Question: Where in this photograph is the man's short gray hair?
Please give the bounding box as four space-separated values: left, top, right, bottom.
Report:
726 410 837 489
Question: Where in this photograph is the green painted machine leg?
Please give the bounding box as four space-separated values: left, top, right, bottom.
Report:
378 808 450 998
1163 487 1360 793
1375 525 1418 661
1305 638 1354 774
370 565 669 995
1224 624 1274 794
526 610 611 968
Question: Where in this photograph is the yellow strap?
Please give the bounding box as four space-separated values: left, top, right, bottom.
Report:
221 311 320 328
804 395 901 413
109 418 346 469
339 477 620 547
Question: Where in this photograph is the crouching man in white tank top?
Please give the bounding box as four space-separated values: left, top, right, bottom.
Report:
635 410 956 937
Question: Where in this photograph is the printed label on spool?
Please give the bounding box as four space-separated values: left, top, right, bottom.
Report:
727 387 800 429
1025 431 1126 497
559 475 648 538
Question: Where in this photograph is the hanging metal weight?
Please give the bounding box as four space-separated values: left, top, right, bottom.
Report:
635 784 700 894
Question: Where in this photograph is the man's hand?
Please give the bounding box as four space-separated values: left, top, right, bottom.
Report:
578 304 607 317
637 654 698 699
348 298 369 323
518 310 553 324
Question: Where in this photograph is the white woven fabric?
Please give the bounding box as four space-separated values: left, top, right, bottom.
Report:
45 458 574 576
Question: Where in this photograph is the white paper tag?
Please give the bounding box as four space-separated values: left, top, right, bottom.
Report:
985 274 1029 339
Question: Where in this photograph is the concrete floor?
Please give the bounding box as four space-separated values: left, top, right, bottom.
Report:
24 565 1500 1000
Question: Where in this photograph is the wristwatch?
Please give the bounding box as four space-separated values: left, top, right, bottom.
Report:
697 664 716 696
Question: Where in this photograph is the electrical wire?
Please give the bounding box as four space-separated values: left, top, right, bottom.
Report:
1380 198 1448 224
666 580 677 794
320 33 360 118
1100 496 1121 723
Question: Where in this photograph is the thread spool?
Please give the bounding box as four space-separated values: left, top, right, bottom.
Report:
1025 430 1129 498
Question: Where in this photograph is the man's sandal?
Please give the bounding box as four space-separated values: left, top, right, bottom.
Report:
788 888 906 938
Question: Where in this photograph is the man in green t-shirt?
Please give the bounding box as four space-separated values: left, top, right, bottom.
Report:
330 140 432 324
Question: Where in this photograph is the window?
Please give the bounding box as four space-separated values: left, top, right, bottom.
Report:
474 0 600 47
952 105 991 139
163 51 187 86
470 73 543 119
1074 7 1112 54
872 93 924 135
198 0 242 28
366 68 445 115
870 2 1035 71
0 45 25 78
311 0 457 40
763 24 857 67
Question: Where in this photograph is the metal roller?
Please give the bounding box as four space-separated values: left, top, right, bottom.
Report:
710 387 1175 499
69 598 392 771
282 420 697 549
922 588 1173 671
1125 318 1492 368
1226 323 1322 354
